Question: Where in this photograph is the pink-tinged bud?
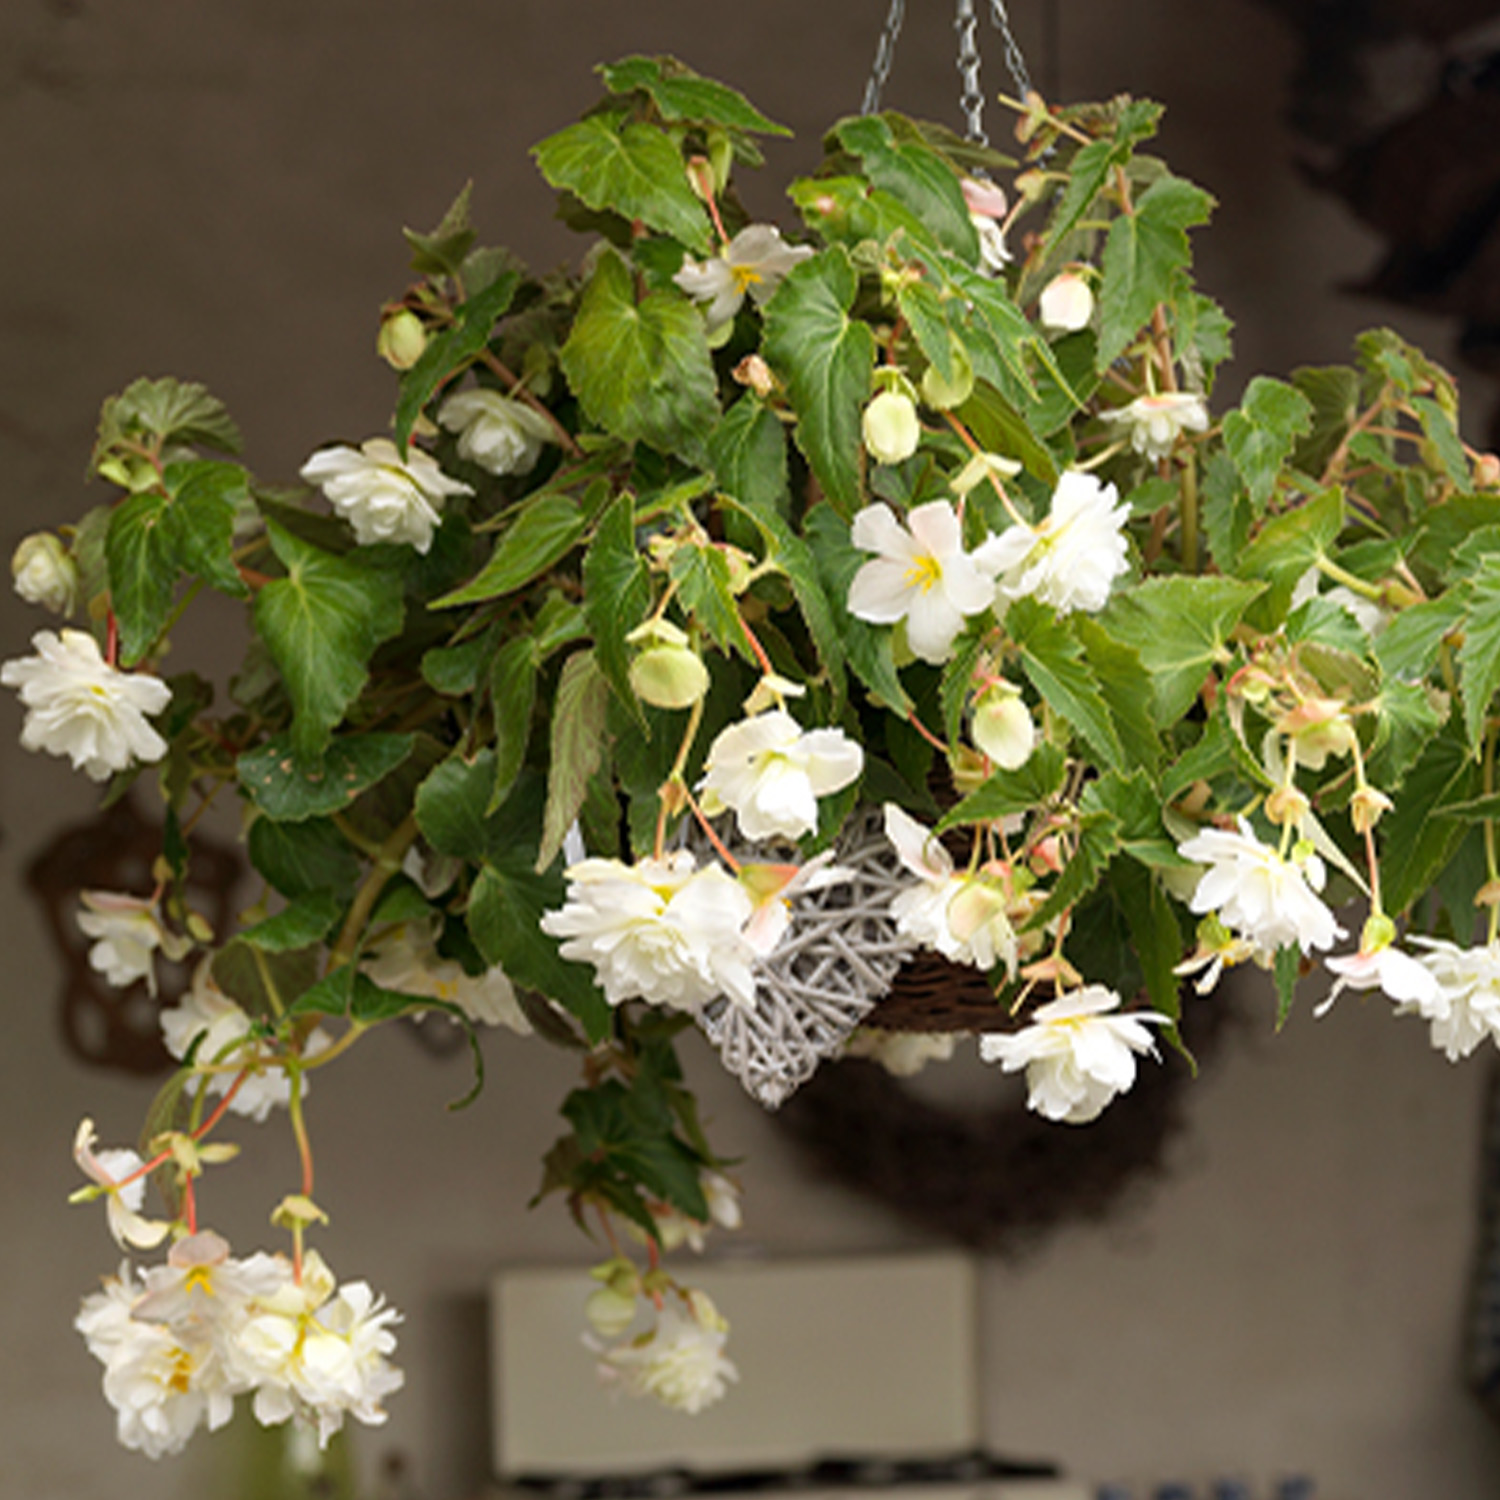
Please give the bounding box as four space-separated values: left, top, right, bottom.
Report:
377 309 427 370
1476 452 1500 489
961 177 1008 219
1029 835 1064 877
862 389 921 465
1265 784 1310 827
1349 784 1394 834
732 354 775 397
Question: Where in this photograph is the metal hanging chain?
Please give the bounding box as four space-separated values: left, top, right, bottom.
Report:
861 0 907 117
861 0 1039 146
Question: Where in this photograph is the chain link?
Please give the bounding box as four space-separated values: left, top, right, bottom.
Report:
954 0 989 146
987 0 1036 103
861 0 907 116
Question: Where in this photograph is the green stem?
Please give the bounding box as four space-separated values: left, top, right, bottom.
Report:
1486 726 1499 946
328 813 419 969
1180 455 1199 574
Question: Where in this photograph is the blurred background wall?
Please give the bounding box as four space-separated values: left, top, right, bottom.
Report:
3 2 1500 1497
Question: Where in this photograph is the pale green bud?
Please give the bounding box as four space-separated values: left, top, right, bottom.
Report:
630 643 710 710
12 531 78 615
862 388 921 465
919 344 974 410
971 683 1035 771
585 1285 639 1339
377 309 427 371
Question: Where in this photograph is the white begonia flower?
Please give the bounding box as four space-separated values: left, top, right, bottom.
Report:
131 1230 289 1330
961 178 1011 275
77 890 189 996
160 961 331 1122
12 531 78 615
884 804 1019 976
95 1311 228 1458
1319 939 1440 1018
845 1028 957 1077
975 470 1131 617
737 852 851 957
300 437 474 554
1101 391 1210 461
361 921 531 1034
1408 939 1500 1059
673 224 813 336
1177 818 1344 956
436 388 555 476
72 1118 171 1251
593 1300 738 1415
231 1251 404 1447
1038 270 1095 332
847 501 997 664
979 986 1168 1124
971 681 1035 770
862 388 922 465
540 851 758 1013
700 709 863 843
2 628 171 781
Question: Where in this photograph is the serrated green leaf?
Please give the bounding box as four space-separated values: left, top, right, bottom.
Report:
789 175 932 250
1376 594 1466 682
239 891 343 952
936 258 1044 402
489 636 538 813
834 114 978 259
1411 496 1500 575
533 114 710 253
583 493 652 727
937 742 1067 831
1040 99 1162 256
238 732 415 821
1222 376 1314 508
1237 485 1343 629
1290 364 1360 478
1200 450 1254 576
162 460 251 599
560 247 718 463
1104 576 1263 724
709 395 789 518
1007 598 1122 765
93 377 242 470
393 271 521 452
538 651 611 873
1411 394 1470 487
422 626 498 696
1083 768 1184 867
253 524 406 759
670 544 744 658
1368 678 1445 789
805 504 910 714
1460 558 1500 753
1031 809 1122 929
105 490 176 666
599 55 790 135
1096 174 1213 371
432 494 585 608
415 749 495 863
761 248 875 520
247 816 361 902
1073 616 1162 771
1380 712 1478 917
403 182 476 279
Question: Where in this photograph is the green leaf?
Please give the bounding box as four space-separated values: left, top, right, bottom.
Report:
489 636 538 813
239 891 343 952
1007 598 1122 765
710 395 789 517
254 524 406 760
1290 364 1360 478
951 380 1057 488
403 182 477 279
599 56 790 135
1272 944 1300 1030
1411 496 1500 575
1041 98 1162 253
393 271 521 452
1460 558 1500 753
761 247 876 520
1236 485 1343 628
247 816 361 901
538 651 611 873
1084 769 1184 868
105 490 176 666
721 495 847 709
162 460 251 599
415 749 496 863
805 505 910 714
583 493 652 726
1380 712 1478 917
1375 594 1466 681
1411 395 1470 487
937 743 1067 831
1033 809 1122 929
1200 451 1254 576
93 377 242 469
670 544 745 658
533 114 711 253
834 114 978 259
1073 616 1161 771
1104 576 1264 724
237 732 416 821
1222 376 1314 508
560 247 719 463
1096 174 1214 372
789 175 932 250
1368 678 1445 788
431 494 586 608
1108 860 1184 1021
211 941 320 1018
422 626 499 696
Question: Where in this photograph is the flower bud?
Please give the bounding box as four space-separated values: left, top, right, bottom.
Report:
12 532 78 615
862 389 921 465
732 353 775 397
971 683 1035 770
630 644 710 710
1265 784 1310 827
919 345 974 410
1476 453 1500 490
585 1285 639 1339
377 309 427 371
1349 784 1394 834
1038 270 1094 332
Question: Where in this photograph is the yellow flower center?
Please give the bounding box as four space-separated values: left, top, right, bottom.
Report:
731 264 764 293
903 553 942 594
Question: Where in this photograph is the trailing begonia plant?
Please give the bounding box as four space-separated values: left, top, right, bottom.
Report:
14 54 1500 1456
